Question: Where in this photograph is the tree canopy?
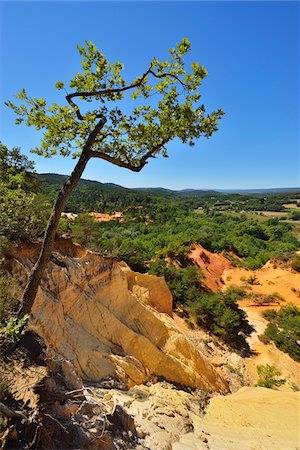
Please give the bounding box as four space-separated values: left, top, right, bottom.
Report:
6 38 224 170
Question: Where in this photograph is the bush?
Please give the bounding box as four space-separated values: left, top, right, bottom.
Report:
224 285 247 301
258 334 270 345
0 314 29 344
188 287 250 348
262 309 277 321
246 275 258 285
263 304 300 361
291 255 300 272
256 364 286 389
149 259 204 306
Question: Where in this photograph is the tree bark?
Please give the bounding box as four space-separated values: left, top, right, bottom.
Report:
19 118 106 316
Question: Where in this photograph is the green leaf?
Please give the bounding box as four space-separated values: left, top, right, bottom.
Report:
55 81 65 90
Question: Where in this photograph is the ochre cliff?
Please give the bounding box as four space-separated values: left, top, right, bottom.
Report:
188 243 232 291
5 239 228 392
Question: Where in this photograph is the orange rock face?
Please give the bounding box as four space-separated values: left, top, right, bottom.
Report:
5 239 228 393
89 211 124 222
188 244 232 291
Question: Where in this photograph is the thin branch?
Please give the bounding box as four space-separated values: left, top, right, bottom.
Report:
149 70 186 87
44 413 69 434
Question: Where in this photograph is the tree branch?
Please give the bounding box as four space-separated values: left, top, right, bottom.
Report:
90 134 171 172
0 402 29 422
66 66 188 120
89 150 152 172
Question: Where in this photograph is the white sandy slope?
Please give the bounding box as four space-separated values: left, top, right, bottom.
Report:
174 387 300 450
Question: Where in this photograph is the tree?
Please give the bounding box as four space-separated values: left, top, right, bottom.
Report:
6 38 224 315
0 143 48 250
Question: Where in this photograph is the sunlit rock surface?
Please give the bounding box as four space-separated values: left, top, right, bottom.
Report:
6 239 228 392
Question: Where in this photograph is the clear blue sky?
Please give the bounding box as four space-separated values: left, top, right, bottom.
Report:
0 1 299 189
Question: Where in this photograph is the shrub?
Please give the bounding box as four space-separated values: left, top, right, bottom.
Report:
289 210 300 221
224 285 247 301
0 314 29 343
256 364 286 389
263 304 300 362
251 293 283 306
246 275 258 285
291 255 300 273
268 292 284 302
262 309 277 321
188 287 250 348
258 334 270 345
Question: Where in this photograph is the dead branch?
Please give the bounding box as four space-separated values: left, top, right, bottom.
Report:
0 402 29 422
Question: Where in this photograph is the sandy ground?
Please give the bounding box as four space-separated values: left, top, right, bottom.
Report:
222 261 300 388
223 263 300 308
173 387 300 450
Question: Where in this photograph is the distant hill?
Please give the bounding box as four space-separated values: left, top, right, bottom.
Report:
39 174 220 197
38 173 300 197
39 173 128 192
217 188 300 195
133 187 218 197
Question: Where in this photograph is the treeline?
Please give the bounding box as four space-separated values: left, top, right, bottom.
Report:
59 211 299 271
39 173 299 215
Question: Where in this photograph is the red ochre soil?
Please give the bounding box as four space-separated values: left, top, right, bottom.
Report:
188 244 232 291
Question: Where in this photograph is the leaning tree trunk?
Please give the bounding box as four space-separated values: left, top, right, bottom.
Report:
19 118 106 316
18 150 90 315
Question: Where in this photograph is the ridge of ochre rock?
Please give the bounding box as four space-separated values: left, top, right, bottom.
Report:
6 238 228 392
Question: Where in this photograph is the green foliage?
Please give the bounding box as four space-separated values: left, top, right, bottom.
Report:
263 304 300 361
291 254 300 272
224 285 247 301
256 364 286 389
6 39 224 165
262 309 277 321
188 286 249 347
245 275 258 285
149 259 204 306
0 143 50 247
0 142 38 192
148 261 249 347
289 210 300 221
0 314 29 343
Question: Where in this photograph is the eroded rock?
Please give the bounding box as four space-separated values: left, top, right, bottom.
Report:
6 239 228 393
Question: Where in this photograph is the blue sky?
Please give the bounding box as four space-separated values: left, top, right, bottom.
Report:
0 1 299 189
